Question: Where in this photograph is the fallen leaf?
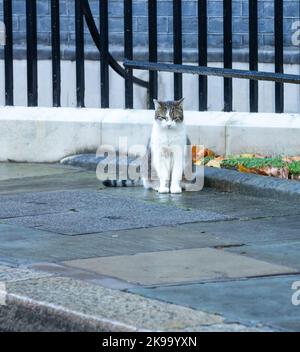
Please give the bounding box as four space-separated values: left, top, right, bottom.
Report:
204 148 215 158
284 156 300 163
192 146 204 164
237 164 255 174
264 166 289 179
206 157 224 168
192 147 216 165
256 168 270 176
254 154 266 159
239 154 256 159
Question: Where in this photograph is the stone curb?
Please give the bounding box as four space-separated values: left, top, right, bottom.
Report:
0 265 273 332
61 154 300 203
205 167 300 203
1 291 271 333
0 266 273 332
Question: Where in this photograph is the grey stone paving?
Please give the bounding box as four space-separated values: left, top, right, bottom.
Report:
0 163 77 182
0 162 300 331
0 265 52 283
226 241 300 270
179 216 300 244
130 275 300 332
64 248 297 286
2 191 230 235
0 223 235 265
0 171 100 195
100 186 300 219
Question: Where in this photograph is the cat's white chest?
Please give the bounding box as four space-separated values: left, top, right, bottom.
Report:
151 122 186 148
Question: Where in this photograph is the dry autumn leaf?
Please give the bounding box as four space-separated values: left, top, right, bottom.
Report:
264 166 289 179
233 153 265 159
192 146 204 164
239 154 256 159
256 168 270 176
237 164 255 174
192 147 216 165
192 148 299 180
204 148 215 158
283 156 300 163
206 157 224 168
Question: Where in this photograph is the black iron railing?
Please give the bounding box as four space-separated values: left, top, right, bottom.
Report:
2 0 300 112
51 0 61 108
3 0 13 106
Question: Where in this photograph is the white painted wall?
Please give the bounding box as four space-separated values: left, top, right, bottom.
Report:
0 107 300 163
0 60 299 113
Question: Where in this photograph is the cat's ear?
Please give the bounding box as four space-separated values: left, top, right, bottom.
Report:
153 99 162 110
176 98 185 108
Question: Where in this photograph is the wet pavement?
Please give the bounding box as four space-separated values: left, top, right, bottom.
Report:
0 162 299 331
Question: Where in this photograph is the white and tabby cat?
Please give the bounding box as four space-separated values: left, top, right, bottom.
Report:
103 99 195 193
143 98 187 194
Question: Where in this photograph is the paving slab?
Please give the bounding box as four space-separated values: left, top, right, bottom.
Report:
0 171 100 195
0 265 51 282
225 241 300 270
0 190 108 219
178 216 300 244
0 163 299 331
0 163 77 181
25 262 138 291
1 214 300 266
0 223 235 265
2 191 230 235
64 248 297 286
0 224 112 265
130 275 300 331
100 186 300 219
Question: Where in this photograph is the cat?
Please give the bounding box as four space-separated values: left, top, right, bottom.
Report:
103 98 196 193
142 98 187 194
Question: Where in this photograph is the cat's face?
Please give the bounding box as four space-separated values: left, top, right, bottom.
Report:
154 99 184 129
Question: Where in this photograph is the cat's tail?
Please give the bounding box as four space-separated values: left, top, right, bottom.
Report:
102 178 159 191
102 179 143 188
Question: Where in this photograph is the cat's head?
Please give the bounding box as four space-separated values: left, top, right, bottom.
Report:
154 98 184 129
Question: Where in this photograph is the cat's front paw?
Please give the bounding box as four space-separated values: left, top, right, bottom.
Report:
158 186 170 194
170 185 182 194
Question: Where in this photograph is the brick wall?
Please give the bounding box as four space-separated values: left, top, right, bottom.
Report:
0 0 299 61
